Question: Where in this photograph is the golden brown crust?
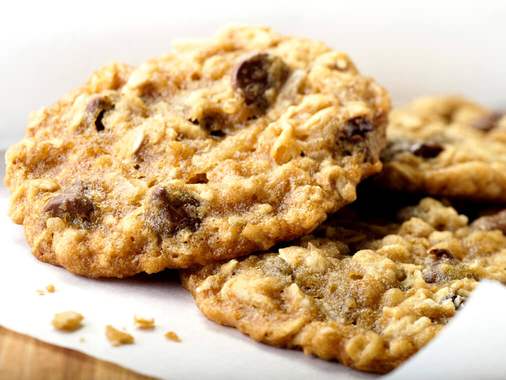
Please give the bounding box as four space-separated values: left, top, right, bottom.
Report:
378 96 506 201
182 198 506 373
5 26 389 278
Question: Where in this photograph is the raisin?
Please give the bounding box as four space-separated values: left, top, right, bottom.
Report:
233 53 289 114
146 188 201 237
44 188 95 226
472 112 503 132
410 142 444 159
86 97 113 132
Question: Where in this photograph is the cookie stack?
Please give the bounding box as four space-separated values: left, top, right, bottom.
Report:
5 26 506 373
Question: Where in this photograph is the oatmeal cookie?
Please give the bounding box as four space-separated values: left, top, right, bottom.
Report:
182 198 506 373
4 26 389 277
378 96 506 201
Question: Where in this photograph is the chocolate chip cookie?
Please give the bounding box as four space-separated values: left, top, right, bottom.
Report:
182 198 506 373
378 96 506 201
4 26 389 277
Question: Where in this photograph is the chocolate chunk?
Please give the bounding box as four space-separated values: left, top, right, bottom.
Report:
471 210 506 234
146 188 201 237
233 53 289 113
410 142 444 159
44 190 95 225
472 112 503 132
86 97 113 132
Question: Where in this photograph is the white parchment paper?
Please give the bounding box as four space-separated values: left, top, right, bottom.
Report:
1 156 506 380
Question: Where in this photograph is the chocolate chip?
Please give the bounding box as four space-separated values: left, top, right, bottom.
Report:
471 210 506 234
472 112 503 132
381 140 444 161
233 53 289 114
337 117 375 161
343 117 374 142
428 248 453 260
410 142 444 159
44 189 95 225
146 188 201 237
86 97 113 132
191 110 228 137
210 130 225 138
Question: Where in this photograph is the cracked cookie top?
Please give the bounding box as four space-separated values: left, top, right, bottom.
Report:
5 26 389 277
378 96 506 201
182 198 506 373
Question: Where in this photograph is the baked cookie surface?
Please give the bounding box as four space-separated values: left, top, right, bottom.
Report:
5 26 389 277
182 198 506 373
378 96 506 201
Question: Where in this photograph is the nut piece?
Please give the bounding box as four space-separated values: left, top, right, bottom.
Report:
164 331 181 342
146 187 201 237
52 311 84 332
134 316 155 330
105 325 135 346
233 53 289 114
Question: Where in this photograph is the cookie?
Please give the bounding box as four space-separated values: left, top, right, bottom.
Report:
182 198 506 373
4 26 389 277
378 96 506 201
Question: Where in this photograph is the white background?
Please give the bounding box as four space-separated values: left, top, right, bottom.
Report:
1 0 506 148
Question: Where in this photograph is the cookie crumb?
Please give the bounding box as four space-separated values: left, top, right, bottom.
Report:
52 311 83 332
106 325 134 346
37 284 56 295
164 331 181 342
134 316 155 330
